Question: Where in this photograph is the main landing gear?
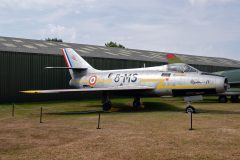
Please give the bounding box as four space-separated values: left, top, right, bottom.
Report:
218 95 227 103
133 96 141 108
231 95 239 103
102 93 112 111
218 95 239 103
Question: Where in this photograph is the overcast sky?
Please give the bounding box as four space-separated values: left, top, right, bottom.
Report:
0 0 240 59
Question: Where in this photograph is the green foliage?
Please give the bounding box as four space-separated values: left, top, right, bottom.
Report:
45 38 63 42
105 41 125 48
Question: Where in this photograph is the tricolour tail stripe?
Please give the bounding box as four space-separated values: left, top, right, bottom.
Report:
61 48 72 67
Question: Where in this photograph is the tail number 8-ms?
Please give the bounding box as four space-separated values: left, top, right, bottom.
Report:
114 73 138 83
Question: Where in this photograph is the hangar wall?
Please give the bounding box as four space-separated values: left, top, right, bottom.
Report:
0 50 238 103
0 51 163 102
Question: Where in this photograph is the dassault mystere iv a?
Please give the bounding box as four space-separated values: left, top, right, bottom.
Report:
21 48 228 112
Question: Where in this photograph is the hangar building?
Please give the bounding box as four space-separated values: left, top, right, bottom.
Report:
1 36 240 102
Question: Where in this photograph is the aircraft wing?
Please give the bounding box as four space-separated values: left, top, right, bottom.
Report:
21 86 155 94
229 81 240 88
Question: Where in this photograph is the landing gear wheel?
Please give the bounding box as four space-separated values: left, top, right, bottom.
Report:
231 95 239 103
218 95 227 103
133 101 141 108
133 96 141 108
185 106 196 113
102 92 112 111
102 101 112 111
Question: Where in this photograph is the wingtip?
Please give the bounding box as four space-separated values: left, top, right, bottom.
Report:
20 90 39 94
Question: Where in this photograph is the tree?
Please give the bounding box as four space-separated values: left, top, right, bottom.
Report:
105 41 125 48
45 38 63 42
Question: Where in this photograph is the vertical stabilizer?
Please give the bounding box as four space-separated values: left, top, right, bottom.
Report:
61 48 96 78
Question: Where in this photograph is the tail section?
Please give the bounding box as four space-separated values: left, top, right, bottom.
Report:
61 48 96 78
62 48 94 69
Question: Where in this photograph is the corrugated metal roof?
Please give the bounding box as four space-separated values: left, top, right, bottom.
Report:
0 36 240 68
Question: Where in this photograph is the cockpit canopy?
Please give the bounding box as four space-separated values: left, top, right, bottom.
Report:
167 63 199 73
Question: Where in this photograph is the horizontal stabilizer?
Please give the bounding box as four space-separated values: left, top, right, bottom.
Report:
20 86 154 94
45 67 87 71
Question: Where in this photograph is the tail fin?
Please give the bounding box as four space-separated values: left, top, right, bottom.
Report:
61 48 96 78
166 54 183 64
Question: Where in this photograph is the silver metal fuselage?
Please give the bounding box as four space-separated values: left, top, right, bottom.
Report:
69 64 227 97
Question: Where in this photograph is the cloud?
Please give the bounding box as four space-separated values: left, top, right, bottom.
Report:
0 0 239 59
188 0 237 6
0 0 97 10
39 24 77 42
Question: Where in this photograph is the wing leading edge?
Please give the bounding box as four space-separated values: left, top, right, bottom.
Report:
21 86 154 94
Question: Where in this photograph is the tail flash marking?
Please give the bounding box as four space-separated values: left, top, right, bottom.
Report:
62 48 72 67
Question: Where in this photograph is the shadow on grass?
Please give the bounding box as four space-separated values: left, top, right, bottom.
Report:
197 109 240 115
46 101 183 115
46 105 106 115
113 101 183 113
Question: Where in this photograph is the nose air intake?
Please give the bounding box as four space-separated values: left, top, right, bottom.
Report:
224 78 229 91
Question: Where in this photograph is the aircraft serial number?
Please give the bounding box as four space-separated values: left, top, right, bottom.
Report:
114 73 138 83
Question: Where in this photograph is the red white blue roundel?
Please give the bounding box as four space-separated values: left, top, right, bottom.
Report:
89 76 97 86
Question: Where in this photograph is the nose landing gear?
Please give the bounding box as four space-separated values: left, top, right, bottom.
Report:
184 96 202 113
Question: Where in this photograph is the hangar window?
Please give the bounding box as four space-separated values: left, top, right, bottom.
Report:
0 38 6 41
45 42 57 46
35 43 48 47
59 43 70 47
86 46 97 50
2 43 17 48
23 45 37 49
82 47 94 51
12 39 23 43
76 49 89 54
105 51 118 56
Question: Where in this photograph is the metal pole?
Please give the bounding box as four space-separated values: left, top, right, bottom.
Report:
40 107 43 123
97 112 101 129
189 112 193 130
12 103 15 117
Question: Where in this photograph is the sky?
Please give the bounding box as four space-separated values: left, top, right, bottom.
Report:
0 0 240 59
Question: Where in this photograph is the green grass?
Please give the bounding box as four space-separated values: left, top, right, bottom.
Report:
0 97 240 160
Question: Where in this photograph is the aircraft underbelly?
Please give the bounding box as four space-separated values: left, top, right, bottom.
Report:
172 88 217 96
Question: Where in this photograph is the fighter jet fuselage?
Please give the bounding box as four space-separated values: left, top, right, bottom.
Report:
69 65 227 97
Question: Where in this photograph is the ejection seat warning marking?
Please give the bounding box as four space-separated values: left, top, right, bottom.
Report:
114 74 138 83
89 76 97 87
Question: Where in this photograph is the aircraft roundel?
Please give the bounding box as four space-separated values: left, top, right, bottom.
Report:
89 75 97 86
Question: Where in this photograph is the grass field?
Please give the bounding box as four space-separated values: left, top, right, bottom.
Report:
0 97 240 160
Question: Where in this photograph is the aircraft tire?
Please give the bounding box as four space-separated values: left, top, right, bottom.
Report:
133 101 141 108
102 101 112 111
218 96 227 103
185 106 196 113
230 95 239 103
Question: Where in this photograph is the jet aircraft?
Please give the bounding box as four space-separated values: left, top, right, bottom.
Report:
21 48 228 111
